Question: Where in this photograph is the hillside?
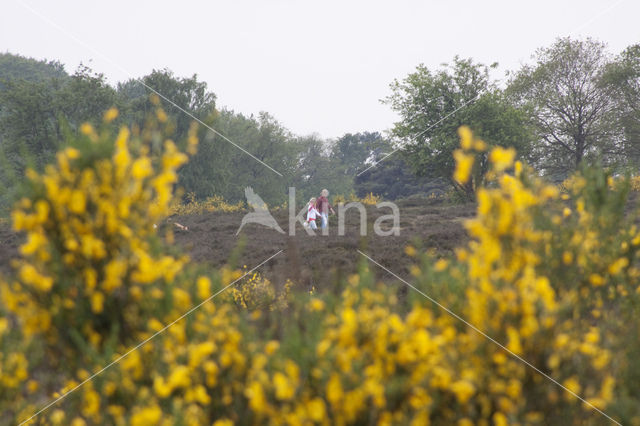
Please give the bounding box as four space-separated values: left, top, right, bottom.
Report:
0 199 474 284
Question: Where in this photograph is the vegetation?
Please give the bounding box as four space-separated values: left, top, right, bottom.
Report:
2 119 640 424
1 35 640 424
384 57 533 200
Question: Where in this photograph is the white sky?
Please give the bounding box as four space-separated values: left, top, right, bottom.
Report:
1 0 639 139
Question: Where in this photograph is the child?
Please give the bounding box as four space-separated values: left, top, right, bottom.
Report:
305 197 320 230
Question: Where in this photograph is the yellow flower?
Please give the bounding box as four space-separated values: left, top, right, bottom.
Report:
434 259 448 272
167 365 191 390
453 149 474 184
131 405 162 426
156 108 168 122
212 420 234 426
327 374 343 406
80 123 95 136
589 274 604 287
245 381 267 413
154 376 172 398
493 412 508 426
70 418 87 426
90 291 104 313
104 107 119 123
273 372 295 400
310 298 325 312
450 380 475 404
26 379 39 394
458 126 473 150
132 157 152 179
50 409 66 425
82 389 101 417
0 318 8 336
489 146 516 172
608 257 629 275
265 340 280 355
196 276 211 300
562 376 581 397
506 327 522 355
306 398 326 421
404 245 417 257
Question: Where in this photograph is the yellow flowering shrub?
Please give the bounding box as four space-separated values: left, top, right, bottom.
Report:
170 192 245 215
3 122 640 425
228 269 291 311
2 107 201 367
333 192 381 206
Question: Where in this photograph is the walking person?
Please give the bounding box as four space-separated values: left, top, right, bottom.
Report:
315 189 335 230
305 197 320 230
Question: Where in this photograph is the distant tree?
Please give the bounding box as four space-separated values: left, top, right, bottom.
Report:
0 52 68 90
385 57 532 199
507 37 619 175
354 154 447 200
602 44 640 166
0 78 61 169
118 69 216 140
211 111 299 205
117 69 228 200
0 65 116 170
293 134 353 203
55 65 118 128
332 131 391 176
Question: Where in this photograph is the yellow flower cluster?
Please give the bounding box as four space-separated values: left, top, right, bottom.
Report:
3 108 195 357
333 192 381 206
170 193 245 216
228 269 291 311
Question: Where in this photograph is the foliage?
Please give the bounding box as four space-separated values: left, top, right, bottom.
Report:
385 57 532 200
2 106 196 369
332 192 381 206
0 52 68 89
355 153 450 200
228 270 292 311
0 62 118 213
602 44 640 165
169 193 245 216
507 37 620 175
2 122 640 425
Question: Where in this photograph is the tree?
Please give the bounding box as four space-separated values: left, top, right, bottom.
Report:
118 69 216 137
210 111 300 205
384 57 532 199
354 154 447 200
118 69 227 200
602 44 640 167
507 37 618 175
332 131 391 176
293 134 353 203
0 52 67 90
56 65 119 128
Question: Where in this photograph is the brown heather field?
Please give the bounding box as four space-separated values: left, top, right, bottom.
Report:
0 198 475 286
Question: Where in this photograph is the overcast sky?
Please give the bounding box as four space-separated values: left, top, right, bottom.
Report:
1 0 638 139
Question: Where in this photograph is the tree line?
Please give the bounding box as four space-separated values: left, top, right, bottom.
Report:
387 38 640 199
1 36 638 210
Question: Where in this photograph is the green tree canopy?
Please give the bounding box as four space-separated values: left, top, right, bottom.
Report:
602 44 640 166
507 37 619 176
385 57 532 199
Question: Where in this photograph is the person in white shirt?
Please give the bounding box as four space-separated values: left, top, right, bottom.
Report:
305 197 320 230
